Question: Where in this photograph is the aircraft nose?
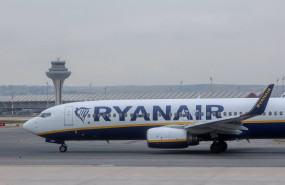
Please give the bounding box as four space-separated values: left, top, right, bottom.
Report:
23 119 36 134
23 121 29 130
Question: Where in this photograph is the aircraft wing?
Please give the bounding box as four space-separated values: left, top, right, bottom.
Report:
167 84 274 135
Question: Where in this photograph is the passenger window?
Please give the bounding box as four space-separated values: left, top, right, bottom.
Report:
229 112 232 116
185 112 189 117
240 112 243 115
169 113 172 117
274 111 277 116
124 113 127 117
263 112 266 116
113 113 116 117
158 113 162 117
280 111 283 116
207 112 210 117
119 113 122 117
223 112 227 116
212 112 216 116
136 113 139 117
269 112 272 116
108 114 111 117
147 113 150 117
218 112 221 117
179 113 182 117
201 112 204 116
130 113 134 117
88 114 90 118
174 113 178 117
141 113 144 117
234 112 237 116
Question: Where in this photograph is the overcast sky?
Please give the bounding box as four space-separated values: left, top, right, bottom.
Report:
0 0 284 86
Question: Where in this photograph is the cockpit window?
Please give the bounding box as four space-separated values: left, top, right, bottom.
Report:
39 112 51 118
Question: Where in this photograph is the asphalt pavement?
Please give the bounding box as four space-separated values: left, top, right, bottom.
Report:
1 127 285 167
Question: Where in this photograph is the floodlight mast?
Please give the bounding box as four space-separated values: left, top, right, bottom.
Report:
46 60 71 105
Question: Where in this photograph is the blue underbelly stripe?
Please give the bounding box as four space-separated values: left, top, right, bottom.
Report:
39 121 285 141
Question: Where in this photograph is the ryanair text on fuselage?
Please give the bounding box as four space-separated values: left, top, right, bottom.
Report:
88 105 224 122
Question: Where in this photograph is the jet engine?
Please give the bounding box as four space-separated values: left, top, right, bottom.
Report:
146 127 199 148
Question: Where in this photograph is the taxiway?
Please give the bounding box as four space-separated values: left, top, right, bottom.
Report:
1 127 285 167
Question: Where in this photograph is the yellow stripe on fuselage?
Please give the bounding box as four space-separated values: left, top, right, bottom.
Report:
148 139 187 143
243 120 285 124
37 121 196 136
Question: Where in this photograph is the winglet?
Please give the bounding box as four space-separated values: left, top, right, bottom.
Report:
246 84 274 116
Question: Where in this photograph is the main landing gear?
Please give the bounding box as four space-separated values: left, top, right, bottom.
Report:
210 140 228 153
59 143 68 153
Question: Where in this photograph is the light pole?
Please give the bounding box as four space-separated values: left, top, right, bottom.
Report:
277 78 279 94
89 83 92 94
210 77 213 98
11 95 14 115
104 86 107 100
282 76 285 93
46 82 49 108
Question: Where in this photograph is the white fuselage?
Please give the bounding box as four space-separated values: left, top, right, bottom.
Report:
24 98 285 141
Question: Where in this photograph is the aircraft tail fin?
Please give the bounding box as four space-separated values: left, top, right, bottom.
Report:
246 84 274 116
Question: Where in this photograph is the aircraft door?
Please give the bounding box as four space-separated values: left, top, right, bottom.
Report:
64 106 74 126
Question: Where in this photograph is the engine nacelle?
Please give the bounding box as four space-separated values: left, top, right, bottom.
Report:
147 127 199 148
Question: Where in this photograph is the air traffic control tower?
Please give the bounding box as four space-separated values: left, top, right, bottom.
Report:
46 60 71 105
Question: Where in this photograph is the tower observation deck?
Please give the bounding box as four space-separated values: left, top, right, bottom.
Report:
46 60 71 105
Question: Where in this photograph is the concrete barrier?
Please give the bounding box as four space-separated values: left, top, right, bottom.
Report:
0 123 23 128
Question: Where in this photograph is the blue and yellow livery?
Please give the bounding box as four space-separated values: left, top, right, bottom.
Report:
23 84 285 153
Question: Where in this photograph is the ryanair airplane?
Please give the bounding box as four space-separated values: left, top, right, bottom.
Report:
24 84 285 153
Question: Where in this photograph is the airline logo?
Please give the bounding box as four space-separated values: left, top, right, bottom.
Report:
74 105 224 122
256 88 271 108
75 107 90 123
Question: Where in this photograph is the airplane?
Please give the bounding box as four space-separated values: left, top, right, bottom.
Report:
23 84 285 153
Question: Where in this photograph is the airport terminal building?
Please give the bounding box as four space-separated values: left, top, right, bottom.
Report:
0 91 261 115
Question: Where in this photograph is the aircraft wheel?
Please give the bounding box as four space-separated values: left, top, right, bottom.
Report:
219 141 228 152
59 145 67 153
210 142 221 153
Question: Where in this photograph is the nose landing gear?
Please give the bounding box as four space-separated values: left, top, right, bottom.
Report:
210 140 228 153
59 143 68 152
